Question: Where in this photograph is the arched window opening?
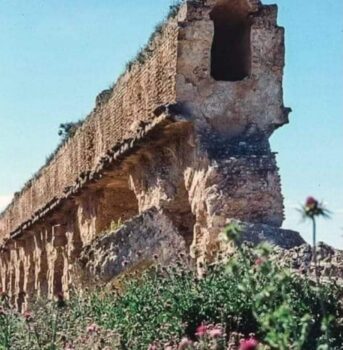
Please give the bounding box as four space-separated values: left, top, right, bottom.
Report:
210 3 252 81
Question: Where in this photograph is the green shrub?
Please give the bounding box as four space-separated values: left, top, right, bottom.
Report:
1 242 342 349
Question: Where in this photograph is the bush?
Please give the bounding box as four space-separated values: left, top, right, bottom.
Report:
1 243 342 349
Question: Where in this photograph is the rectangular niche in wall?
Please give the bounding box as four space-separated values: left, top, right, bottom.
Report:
210 1 252 82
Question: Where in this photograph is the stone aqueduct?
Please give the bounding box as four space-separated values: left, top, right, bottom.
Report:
0 0 303 309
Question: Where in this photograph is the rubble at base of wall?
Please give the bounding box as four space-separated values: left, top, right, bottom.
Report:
79 211 306 284
272 242 343 283
234 220 306 249
79 207 187 283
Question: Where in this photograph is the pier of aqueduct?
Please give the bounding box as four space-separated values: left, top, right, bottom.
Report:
0 0 304 309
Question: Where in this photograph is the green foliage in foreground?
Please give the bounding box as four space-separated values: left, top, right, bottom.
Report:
1 243 343 350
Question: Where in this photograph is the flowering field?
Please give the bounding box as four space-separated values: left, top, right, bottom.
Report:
1 241 343 349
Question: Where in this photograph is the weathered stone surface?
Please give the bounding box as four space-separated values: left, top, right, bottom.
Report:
234 220 305 249
0 0 298 305
79 207 186 282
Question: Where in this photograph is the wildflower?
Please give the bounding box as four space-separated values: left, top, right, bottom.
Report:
239 337 259 350
306 196 317 208
87 323 100 334
23 310 33 322
64 343 75 350
148 343 158 350
299 196 330 275
178 337 193 349
302 196 330 219
208 326 223 338
254 258 264 266
195 323 208 337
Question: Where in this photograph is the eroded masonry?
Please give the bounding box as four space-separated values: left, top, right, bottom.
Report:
0 0 304 309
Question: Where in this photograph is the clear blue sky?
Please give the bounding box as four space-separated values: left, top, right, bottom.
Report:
0 0 342 247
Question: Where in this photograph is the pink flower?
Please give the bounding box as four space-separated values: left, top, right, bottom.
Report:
239 337 259 350
148 344 158 350
23 310 33 322
195 323 208 337
87 323 99 334
306 196 318 209
255 258 264 266
208 326 223 338
302 196 329 219
178 337 193 349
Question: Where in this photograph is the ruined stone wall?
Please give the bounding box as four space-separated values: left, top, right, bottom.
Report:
0 19 179 240
176 3 287 137
0 0 302 309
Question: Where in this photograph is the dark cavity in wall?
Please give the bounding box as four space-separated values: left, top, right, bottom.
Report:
163 179 196 248
210 1 252 81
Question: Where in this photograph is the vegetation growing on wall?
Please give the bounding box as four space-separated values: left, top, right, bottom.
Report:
0 1 189 217
4 119 86 209
123 1 183 74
